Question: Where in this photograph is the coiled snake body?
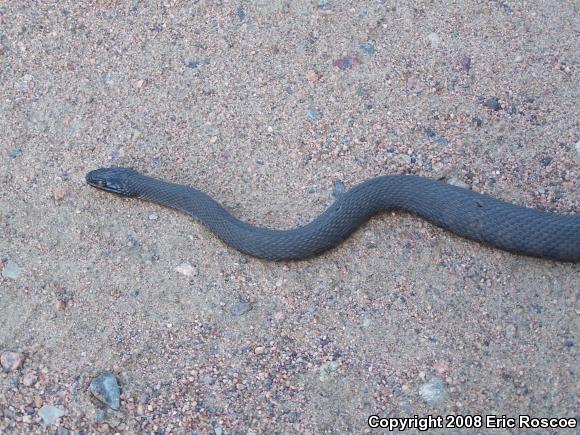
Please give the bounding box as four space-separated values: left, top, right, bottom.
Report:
86 168 580 262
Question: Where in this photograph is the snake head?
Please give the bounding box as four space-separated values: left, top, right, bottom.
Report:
86 167 140 197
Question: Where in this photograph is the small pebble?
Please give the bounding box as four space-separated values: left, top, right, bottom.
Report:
460 56 471 72
90 372 121 410
332 56 360 70
1 260 21 279
236 6 245 22
575 140 580 163
254 346 265 355
359 42 375 55
307 108 321 121
540 157 552 167
395 154 412 165
318 361 339 382
53 187 67 201
399 402 413 415
434 360 449 375
306 70 319 82
427 33 441 45
515 55 524 63
1 350 24 370
34 396 44 407
230 302 252 316
9 148 22 158
22 372 38 387
505 104 518 115
484 97 501 111
174 262 198 277
214 426 223 435
38 405 65 426
425 127 437 140
446 177 469 189
148 213 158 220
419 378 447 406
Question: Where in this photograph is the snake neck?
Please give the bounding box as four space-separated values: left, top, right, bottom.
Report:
133 175 196 211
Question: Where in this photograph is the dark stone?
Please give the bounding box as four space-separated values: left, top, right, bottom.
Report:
9 148 22 158
332 56 361 70
230 302 252 316
359 42 375 55
424 127 437 139
484 97 501 111
460 56 471 72
236 6 245 21
89 373 121 410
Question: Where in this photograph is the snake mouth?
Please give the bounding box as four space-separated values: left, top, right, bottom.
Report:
85 171 107 189
86 167 139 196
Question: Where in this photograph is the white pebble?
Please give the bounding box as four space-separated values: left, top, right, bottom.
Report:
419 378 447 405
1 260 20 280
174 262 198 277
427 33 441 45
38 405 65 426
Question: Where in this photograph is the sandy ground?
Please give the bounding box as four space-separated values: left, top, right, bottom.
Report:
1 1 579 433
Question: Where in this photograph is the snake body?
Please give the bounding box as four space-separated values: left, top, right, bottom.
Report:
86 168 580 262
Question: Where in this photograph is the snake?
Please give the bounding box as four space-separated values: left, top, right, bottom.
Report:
85 167 580 262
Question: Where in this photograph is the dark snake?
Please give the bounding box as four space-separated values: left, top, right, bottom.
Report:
86 167 580 262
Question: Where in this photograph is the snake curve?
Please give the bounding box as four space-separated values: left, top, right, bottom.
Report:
86 167 580 262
